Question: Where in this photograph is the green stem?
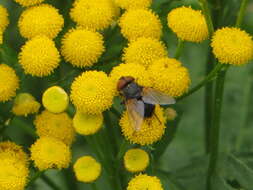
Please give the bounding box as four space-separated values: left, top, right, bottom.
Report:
90 183 99 190
26 170 44 187
174 39 184 59
41 174 61 190
116 139 129 160
236 0 249 27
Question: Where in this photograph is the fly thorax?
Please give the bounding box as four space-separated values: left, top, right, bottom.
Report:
122 82 142 99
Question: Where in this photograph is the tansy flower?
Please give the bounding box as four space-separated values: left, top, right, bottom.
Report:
115 0 152 10
120 105 166 145
12 93 40 117
30 137 71 171
0 64 19 102
61 29 104 68
70 0 115 31
164 108 177 121
74 156 101 183
127 174 164 190
148 58 190 97
0 30 2 44
73 111 103 135
14 0 45 7
123 38 167 68
124 148 149 173
168 6 208 42
18 4 64 39
211 27 253 65
70 71 115 114
42 86 69 113
119 9 162 41
34 111 75 145
0 5 9 31
19 35 60 77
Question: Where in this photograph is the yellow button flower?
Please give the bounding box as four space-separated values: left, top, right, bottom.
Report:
14 0 45 7
30 137 71 171
127 174 164 190
0 64 19 102
123 37 167 68
34 111 75 145
70 71 115 114
61 29 104 68
18 4 64 39
0 5 9 31
115 0 152 10
42 86 69 113
168 6 208 42
164 108 177 121
0 30 2 44
73 111 103 135
211 27 253 65
120 106 166 145
119 9 162 41
124 148 149 173
19 35 60 77
148 58 191 97
74 156 101 183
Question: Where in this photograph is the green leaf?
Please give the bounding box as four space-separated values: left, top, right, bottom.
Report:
211 175 236 190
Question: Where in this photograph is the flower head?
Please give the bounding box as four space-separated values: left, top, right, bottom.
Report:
74 156 101 183
70 71 115 114
211 27 253 65
168 6 208 42
42 86 69 113
123 38 167 68
148 58 190 97
120 105 166 145
30 137 71 170
127 174 164 190
14 0 45 7
124 148 149 172
18 4 64 39
34 111 75 145
61 29 104 68
73 111 103 135
0 64 19 102
115 0 152 10
19 35 60 77
0 30 3 44
12 93 40 116
119 9 162 41
0 5 9 31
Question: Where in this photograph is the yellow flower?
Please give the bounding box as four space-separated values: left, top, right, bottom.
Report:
164 108 177 121
70 0 115 31
119 9 162 41
74 156 101 183
0 30 2 44
127 174 164 190
42 86 69 113
124 148 149 173
73 111 103 135
14 0 45 7
18 4 64 39
0 64 19 102
168 6 208 42
61 29 104 68
19 35 60 77
115 0 152 10
70 71 115 114
0 5 9 31
34 111 75 145
0 158 29 190
123 37 167 68
12 93 40 116
120 105 166 145
148 58 191 97
30 137 71 171
211 27 253 65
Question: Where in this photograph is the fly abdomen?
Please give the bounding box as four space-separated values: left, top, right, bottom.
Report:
144 103 155 118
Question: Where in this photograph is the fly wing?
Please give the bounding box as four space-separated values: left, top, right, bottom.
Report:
142 87 176 105
126 99 144 131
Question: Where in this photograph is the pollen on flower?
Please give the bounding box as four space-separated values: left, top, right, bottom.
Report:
211 27 253 65
18 4 64 39
119 9 162 41
0 64 19 102
61 29 105 68
115 0 152 10
0 5 9 31
123 37 167 68
34 111 75 145
148 58 191 97
120 105 166 145
14 0 45 7
74 156 101 183
168 6 208 42
19 35 60 77
70 71 115 114
30 137 71 171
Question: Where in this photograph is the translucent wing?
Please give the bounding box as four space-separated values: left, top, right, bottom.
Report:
126 99 144 131
142 87 176 105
